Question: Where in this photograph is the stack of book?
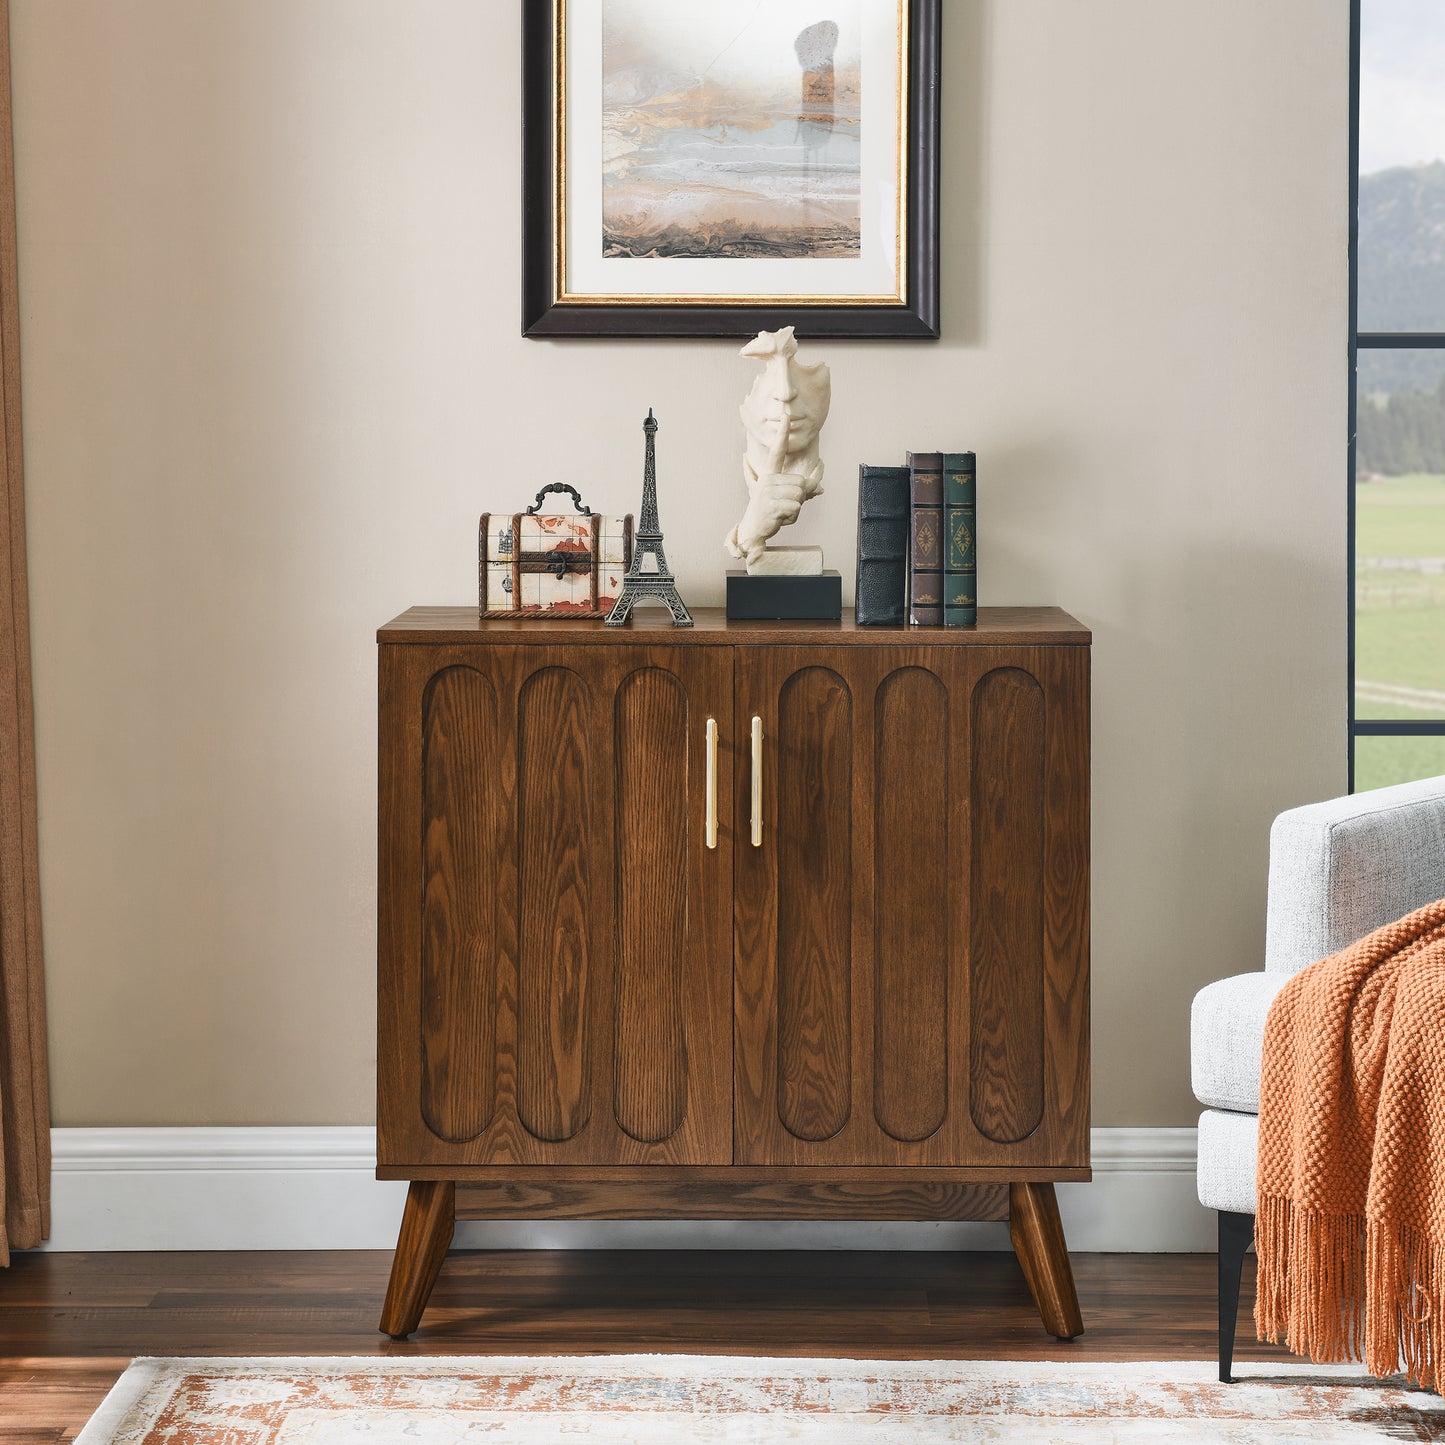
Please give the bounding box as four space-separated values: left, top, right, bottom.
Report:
855 451 976 626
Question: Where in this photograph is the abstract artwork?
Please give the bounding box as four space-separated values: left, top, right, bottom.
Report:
600 3 862 261
523 0 940 338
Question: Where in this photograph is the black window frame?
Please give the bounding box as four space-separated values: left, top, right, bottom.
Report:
1349 0 1445 791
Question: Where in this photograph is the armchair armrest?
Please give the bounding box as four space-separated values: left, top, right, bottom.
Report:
1265 774 1445 976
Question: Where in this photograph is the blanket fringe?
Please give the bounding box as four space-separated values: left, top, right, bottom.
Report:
1254 1195 1366 1366
1255 1193 1445 1389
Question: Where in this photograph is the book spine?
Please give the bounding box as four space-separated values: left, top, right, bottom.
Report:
907 451 944 626
854 463 909 626
943 452 977 627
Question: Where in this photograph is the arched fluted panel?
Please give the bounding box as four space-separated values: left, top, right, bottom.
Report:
613 668 689 1143
517 668 593 1143
420 666 501 1142
969 666 1046 1144
776 667 853 1142
873 667 949 1142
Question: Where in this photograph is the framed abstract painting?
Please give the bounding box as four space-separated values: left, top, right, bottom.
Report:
522 0 940 339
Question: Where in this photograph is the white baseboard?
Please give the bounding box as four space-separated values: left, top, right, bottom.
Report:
43 1126 1214 1253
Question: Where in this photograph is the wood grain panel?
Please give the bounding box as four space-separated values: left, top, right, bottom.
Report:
775 667 853 1142
516 667 593 1143
969 667 1046 1144
613 667 689 1144
386 624 1086 1267
420 666 502 1143
1041 646 1092 1166
457 1180 1009 1221
873 667 949 1142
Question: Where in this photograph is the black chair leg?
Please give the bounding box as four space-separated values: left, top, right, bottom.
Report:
1218 1209 1255 1383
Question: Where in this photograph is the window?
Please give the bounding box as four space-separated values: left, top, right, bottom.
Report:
1351 1 1445 790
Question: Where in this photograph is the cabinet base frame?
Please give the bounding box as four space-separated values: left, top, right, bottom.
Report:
377 1165 1092 1184
378 1176 1085 1341
456 1178 1010 1222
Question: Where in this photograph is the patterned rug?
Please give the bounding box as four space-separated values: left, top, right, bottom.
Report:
76 1354 1445 1442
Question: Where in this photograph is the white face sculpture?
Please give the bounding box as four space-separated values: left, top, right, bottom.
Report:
725 326 832 568
739 326 831 475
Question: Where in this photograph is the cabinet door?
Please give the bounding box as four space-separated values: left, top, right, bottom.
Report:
733 644 1089 1169
379 643 733 1167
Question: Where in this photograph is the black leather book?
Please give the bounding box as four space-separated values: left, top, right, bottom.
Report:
854 464 909 625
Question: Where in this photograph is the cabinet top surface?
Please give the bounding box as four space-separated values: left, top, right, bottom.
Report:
379 606 1090 646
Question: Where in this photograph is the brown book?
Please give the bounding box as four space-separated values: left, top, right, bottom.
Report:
907 451 944 625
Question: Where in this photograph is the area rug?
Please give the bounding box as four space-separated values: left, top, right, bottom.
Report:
75 1354 1445 1442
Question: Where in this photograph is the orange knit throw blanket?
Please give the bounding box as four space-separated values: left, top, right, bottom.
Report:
1256 895 1445 1388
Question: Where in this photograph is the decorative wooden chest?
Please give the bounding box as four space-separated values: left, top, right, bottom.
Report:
479 484 633 618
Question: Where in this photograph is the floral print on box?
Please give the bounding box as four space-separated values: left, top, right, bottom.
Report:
479 509 633 616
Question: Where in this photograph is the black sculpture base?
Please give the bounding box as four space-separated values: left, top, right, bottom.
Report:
726 570 842 621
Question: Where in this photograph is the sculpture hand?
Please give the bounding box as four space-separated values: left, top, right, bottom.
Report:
724 473 807 567
767 419 791 478
798 460 824 500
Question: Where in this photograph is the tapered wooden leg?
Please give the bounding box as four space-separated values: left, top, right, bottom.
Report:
379 1180 455 1339
1009 1182 1084 1340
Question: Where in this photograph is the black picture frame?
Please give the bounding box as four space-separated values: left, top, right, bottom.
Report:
522 0 941 340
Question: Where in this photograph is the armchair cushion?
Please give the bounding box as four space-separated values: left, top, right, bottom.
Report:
1198 1108 1259 1215
1265 776 1445 977
1191 971 1289 1113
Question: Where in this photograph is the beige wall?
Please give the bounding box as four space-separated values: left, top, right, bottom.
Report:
11 0 1348 1128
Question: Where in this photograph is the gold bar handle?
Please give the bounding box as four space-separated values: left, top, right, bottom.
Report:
750 714 763 847
705 717 718 850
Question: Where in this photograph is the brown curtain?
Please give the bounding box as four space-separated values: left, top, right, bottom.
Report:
0 0 49 1263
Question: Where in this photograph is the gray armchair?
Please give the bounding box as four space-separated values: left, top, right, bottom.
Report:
1190 774 1445 1381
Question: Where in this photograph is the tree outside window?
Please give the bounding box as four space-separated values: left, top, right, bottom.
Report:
1351 0 1445 789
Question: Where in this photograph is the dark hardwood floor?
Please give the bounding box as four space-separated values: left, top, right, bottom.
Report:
0 1249 1296 1441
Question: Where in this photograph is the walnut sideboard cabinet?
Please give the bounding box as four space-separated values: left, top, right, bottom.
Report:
376 606 1091 1339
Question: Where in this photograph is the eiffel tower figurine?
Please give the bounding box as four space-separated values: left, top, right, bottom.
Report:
605 409 694 627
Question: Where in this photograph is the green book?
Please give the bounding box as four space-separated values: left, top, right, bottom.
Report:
943 452 976 627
